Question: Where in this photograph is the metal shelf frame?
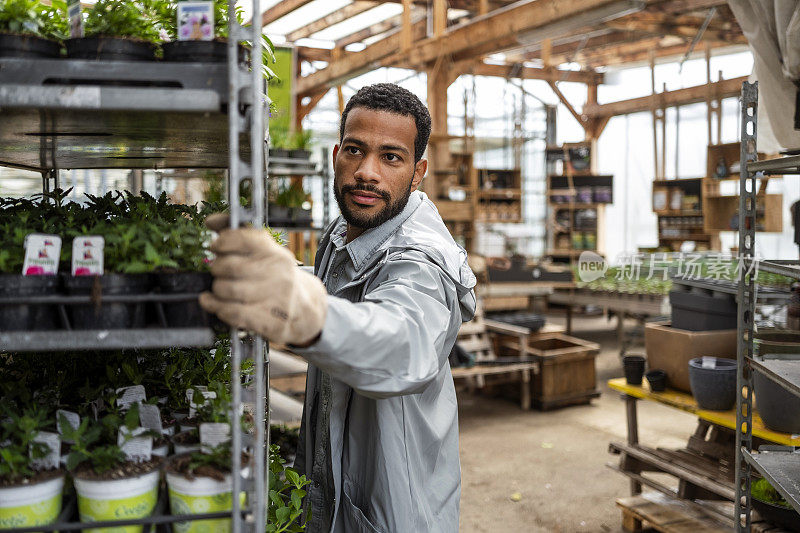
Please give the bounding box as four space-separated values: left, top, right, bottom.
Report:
0 0 269 531
735 81 800 532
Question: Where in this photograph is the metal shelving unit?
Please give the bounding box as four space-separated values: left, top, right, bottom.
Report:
735 81 800 532
0 1 268 531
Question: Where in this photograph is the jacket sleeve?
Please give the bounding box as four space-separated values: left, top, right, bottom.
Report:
292 253 460 399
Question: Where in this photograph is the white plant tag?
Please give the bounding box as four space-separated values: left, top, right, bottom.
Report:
116 385 147 410
68 0 82 38
701 356 716 369
23 234 61 275
56 410 80 443
177 1 214 41
118 427 152 463
200 422 230 453
30 431 60 470
138 403 163 434
186 387 216 418
72 236 104 276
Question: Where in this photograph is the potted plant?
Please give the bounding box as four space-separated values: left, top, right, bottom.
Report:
289 129 313 160
66 0 161 61
0 401 64 530
61 402 162 532
0 196 60 331
272 184 311 228
269 125 292 159
158 0 232 62
0 0 60 58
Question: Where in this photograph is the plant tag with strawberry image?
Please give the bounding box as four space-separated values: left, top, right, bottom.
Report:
72 236 104 276
200 422 230 453
68 0 82 38
177 1 213 41
23 234 61 275
116 385 146 410
118 427 152 463
138 403 163 434
30 431 61 470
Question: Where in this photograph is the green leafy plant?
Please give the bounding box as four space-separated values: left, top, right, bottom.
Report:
0 0 41 35
36 0 68 41
274 184 309 209
289 130 313 151
83 0 161 43
268 444 310 533
752 478 792 509
0 401 54 484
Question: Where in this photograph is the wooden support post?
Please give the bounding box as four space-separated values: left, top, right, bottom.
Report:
650 54 659 180
661 82 667 180
433 0 447 37
426 60 453 200
479 0 489 15
625 395 642 496
716 69 723 143
548 81 585 130
401 0 412 51
337 85 345 115
705 44 713 145
541 38 552 68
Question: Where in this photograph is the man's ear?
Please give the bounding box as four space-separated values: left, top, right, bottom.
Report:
332 144 340 161
411 158 427 192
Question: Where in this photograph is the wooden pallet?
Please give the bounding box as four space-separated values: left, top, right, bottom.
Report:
617 492 730 532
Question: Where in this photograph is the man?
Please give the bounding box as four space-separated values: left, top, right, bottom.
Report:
201 83 476 532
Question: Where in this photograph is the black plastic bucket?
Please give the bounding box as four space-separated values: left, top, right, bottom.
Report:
623 355 646 385
0 33 60 58
62 273 151 329
163 40 225 62
156 272 211 327
66 37 155 61
0 274 59 331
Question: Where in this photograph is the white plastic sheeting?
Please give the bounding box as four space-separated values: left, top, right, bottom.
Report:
729 0 800 150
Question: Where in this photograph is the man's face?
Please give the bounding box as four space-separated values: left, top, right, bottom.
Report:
333 107 427 236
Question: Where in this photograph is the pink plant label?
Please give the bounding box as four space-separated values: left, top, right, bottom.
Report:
177 1 214 41
71 236 104 276
22 234 61 276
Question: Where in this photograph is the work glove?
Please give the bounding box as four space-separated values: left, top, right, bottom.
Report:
199 214 328 346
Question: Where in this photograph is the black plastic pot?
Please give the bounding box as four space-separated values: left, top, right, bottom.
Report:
66 37 156 61
289 149 311 160
688 357 737 410
268 204 292 227
645 369 667 392
623 355 646 385
669 278 737 331
162 39 250 63
156 272 211 327
752 496 800 531
269 148 291 159
486 312 545 332
0 274 59 331
0 33 60 58
62 273 150 329
754 354 800 433
291 207 313 228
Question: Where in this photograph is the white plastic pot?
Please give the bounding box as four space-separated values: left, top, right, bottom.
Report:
74 468 159 533
166 471 238 533
0 474 64 529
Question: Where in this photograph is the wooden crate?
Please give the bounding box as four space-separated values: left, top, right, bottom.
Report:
497 332 600 410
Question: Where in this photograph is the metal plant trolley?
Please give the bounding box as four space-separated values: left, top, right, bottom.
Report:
0 1 270 530
735 81 800 532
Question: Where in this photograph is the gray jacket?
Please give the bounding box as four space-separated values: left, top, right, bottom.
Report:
293 191 476 533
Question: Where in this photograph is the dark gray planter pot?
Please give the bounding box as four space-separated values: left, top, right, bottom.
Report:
754 353 800 433
688 357 737 410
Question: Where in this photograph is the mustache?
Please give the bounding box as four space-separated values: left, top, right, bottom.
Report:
341 184 391 202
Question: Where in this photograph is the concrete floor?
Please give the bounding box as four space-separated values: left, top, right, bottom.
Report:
457 313 700 533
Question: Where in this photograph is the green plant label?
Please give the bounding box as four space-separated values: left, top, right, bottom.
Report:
72 236 104 276
22 234 61 276
78 487 157 533
0 492 60 529
29 431 60 470
177 1 213 41
68 0 82 38
168 488 240 533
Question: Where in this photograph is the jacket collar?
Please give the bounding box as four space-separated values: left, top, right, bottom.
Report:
330 191 423 271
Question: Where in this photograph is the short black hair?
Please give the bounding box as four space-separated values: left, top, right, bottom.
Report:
339 83 432 163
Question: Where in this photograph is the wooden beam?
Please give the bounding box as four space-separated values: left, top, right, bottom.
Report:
401 0 413 51
299 0 640 96
297 89 329 124
548 81 587 128
297 46 334 62
479 0 489 15
286 2 378 42
654 0 728 13
583 75 747 118
261 0 315 27
465 62 603 84
433 0 447 36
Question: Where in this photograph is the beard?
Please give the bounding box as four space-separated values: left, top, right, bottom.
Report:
334 179 414 230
